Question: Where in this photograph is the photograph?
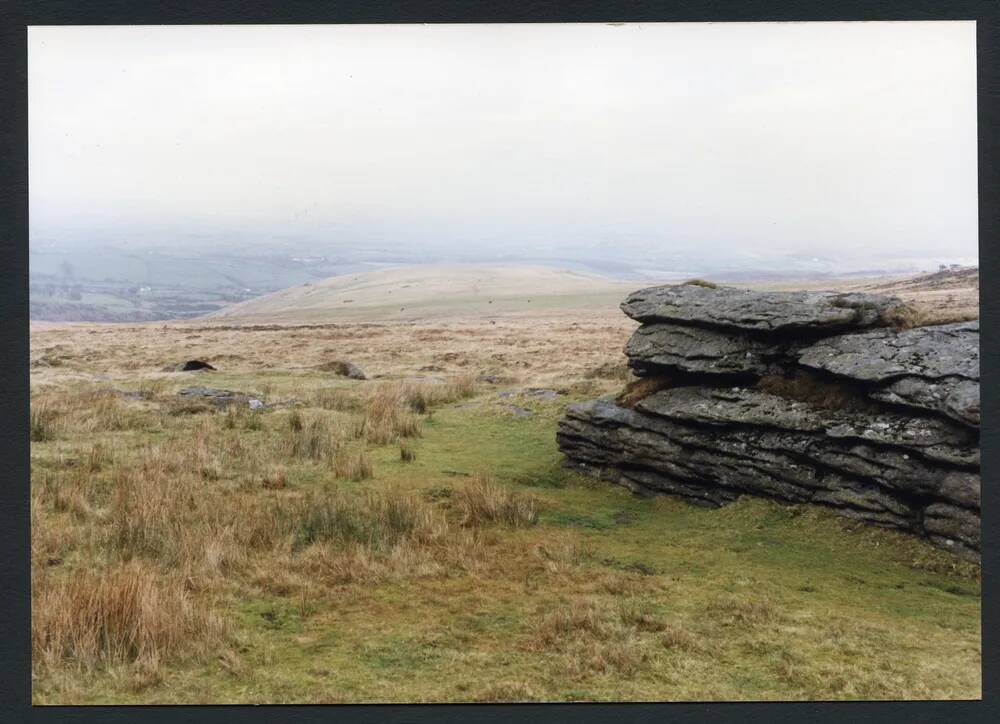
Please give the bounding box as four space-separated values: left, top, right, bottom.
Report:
27 21 980 704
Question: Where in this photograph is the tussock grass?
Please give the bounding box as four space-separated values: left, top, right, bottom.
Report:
399 441 417 462
617 598 667 632
312 387 362 412
881 302 921 330
287 415 339 464
413 373 477 408
32 387 158 437
85 442 112 472
683 278 718 288
32 564 228 673
660 624 702 652
533 599 613 647
531 598 656 677
223 404 263 431
333 449 374 481
256 464 287 490
30 401 59 442
136 378 169 400
456 473 538 528
108 468 189 563
283 490 443 552
359 384 421 444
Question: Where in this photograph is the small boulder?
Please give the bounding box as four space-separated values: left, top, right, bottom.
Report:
316 360 366 380
163 359 216 372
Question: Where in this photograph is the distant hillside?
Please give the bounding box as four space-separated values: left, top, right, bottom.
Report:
29 245 387 322
860 265 979 293
206 264 646 322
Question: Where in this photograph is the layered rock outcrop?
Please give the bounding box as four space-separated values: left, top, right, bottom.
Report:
557 284 981 559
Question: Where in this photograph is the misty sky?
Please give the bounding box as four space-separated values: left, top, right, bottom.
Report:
29 22 978 266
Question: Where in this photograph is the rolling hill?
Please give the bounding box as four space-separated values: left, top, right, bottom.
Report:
206 264 648 322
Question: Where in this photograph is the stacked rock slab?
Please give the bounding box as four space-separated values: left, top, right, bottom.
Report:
557 284 981 560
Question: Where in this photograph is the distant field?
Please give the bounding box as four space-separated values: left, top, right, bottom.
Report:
207 264 646 323
203 262 979 327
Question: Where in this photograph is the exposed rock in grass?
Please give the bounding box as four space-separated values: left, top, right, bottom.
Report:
504 405 534 418
560 282 980 559
315 359 366 380
163 359 216 372
177 386 262 408
497 388 563 401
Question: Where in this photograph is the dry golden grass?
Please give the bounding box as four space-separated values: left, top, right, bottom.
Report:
756 370 883 413
530 598 661 678
282 489 445 551
30 386 156 440
30 400 59 442
29 310 636 391
312 386 363 412
476 680 540 702
616 375 673 408
707 596 778 627
359 383 423 444
32 563 228 673
287 415 340 464
456 473 538 528
660 624 702 652
333 449 374 481
750 272 979 327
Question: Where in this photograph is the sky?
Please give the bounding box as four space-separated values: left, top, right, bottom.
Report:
29 22 978 269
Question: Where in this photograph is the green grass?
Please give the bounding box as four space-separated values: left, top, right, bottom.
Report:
30 376 981 703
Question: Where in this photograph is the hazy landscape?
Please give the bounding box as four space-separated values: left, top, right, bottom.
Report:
28 21 980 706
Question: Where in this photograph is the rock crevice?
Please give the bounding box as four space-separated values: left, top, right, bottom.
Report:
558 283 980 559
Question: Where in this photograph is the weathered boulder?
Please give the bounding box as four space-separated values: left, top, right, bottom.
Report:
558 396 979 558
621 284 908 333
798 321 979 426
559 282 980 559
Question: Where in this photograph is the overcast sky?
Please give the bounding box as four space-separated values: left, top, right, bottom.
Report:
29 22 978 266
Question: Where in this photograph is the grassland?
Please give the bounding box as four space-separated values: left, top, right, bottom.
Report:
206 264 646 323
30 293 982 704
